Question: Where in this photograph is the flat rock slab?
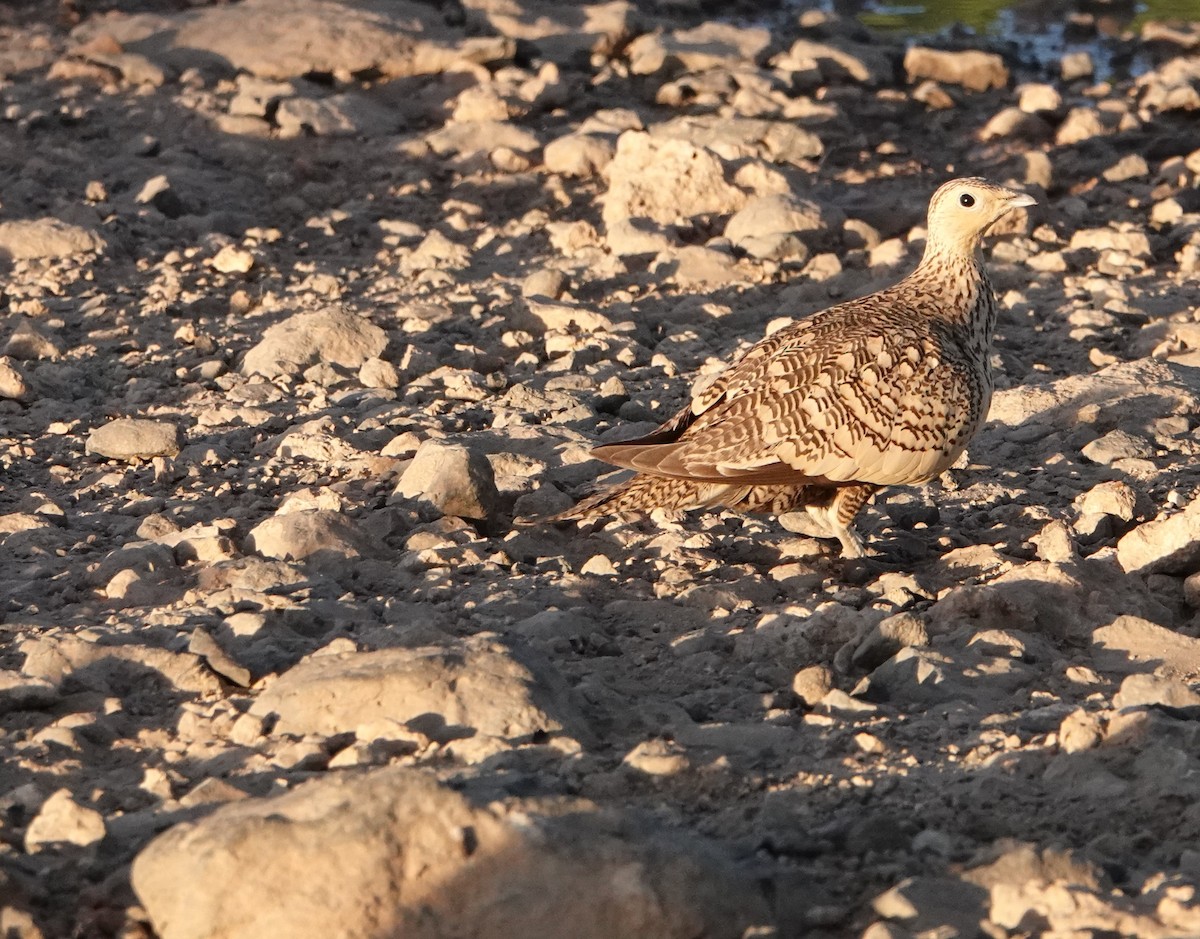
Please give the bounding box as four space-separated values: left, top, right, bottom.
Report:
249 638 590 760
133 766 769 939
246 510 372 563
20 635 222 696
1091 615 1200 676
1117 499 1200 575
85 418 181 461
241 308 387 379
0 218 105 260
73 0 513 80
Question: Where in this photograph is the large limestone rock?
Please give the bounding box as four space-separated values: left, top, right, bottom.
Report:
85 418 181 461
392 439 500 521
132 767 770 939
904 46 1009 92
71 0 513 80
0 218 105 260
1117 499 1200 575
724 194 825 260
249 638 589 760
241 308 387 379
246 510 373 564
601 131 746 229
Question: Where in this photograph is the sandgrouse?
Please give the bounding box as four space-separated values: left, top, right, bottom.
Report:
549 177 1036 558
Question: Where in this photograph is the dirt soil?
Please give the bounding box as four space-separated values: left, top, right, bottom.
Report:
2 1 1200 937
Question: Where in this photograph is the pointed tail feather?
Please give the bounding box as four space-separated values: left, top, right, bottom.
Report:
522 474 819 525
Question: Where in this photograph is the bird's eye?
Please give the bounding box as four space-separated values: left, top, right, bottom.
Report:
959 193 976 208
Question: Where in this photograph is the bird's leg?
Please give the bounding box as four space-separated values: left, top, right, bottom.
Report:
827 484 877 559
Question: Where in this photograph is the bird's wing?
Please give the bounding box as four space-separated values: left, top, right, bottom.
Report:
596 303 981 487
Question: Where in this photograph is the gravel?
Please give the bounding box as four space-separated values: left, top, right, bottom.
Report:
1 1 1200 937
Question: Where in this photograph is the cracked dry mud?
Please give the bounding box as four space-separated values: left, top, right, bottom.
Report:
2 1 1200 937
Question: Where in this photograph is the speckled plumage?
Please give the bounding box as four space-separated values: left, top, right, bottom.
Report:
552 178 1035 557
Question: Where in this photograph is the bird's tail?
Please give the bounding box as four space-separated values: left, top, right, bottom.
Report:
526 473 819 525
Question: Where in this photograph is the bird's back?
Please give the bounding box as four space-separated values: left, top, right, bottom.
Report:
595 270 995 489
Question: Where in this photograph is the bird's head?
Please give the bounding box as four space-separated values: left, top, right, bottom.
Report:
924 177 1036 258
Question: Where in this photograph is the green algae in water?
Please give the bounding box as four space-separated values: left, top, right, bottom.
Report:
857 0 1200 34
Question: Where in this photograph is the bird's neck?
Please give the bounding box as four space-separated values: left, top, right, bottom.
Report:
911 242 994 326
906 241 998 362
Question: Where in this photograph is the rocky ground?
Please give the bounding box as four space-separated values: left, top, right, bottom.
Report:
1 0 1200 936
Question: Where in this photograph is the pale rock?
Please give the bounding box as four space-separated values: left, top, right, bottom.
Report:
1077 481 1137 521
402 231 470 273
358 356 400 389
903 46 1008 92
133 766 766 939
870 875 988 935
856 648 966 705
451 84 513 123
276 93 393 138
521 268 569 300
724 194 822 260
393 439 500 521
1057 709 1102 753
1030 519 1076 562
601 131 746 228
1185 571 1200 608
211 245 255 274
543 220 600 256
1055 106 1106 145
627 22 770 76
426 120 540 159
249 638 589 756
1103 154 1149 183
76 0 514 81
1017 82 1061 113
247 510 372 563
464 0 635 64
978 107 1052 142
0 218 105 260
912 79 954 109
849 612 930 671
1112 673 1200 711
660 244 739 286
178 778 249 809
0 357 28 399
25 789 106 851
1091 616 1200 674
229 74 295 117
1117 500 1200 575
580 554 618 576
187 628 253 687
0 672 57 713
544 133 615 177
623 738 689 776
523 298 613 334
1060 50 1094 81
241 309 387 379
1068 227 1150 257
605 218 678 256
4 319 62 360
792 664 833 706
86 418 181 461
963 842 1103 930
773 37 893 86
1023 150 1053 189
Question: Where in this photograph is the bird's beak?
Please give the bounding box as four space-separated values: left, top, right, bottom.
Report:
1006 192 1037 209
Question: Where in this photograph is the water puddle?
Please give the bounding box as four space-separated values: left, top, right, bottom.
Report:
785 0 1200 79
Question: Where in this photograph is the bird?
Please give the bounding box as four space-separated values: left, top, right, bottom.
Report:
543 177 1036 558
